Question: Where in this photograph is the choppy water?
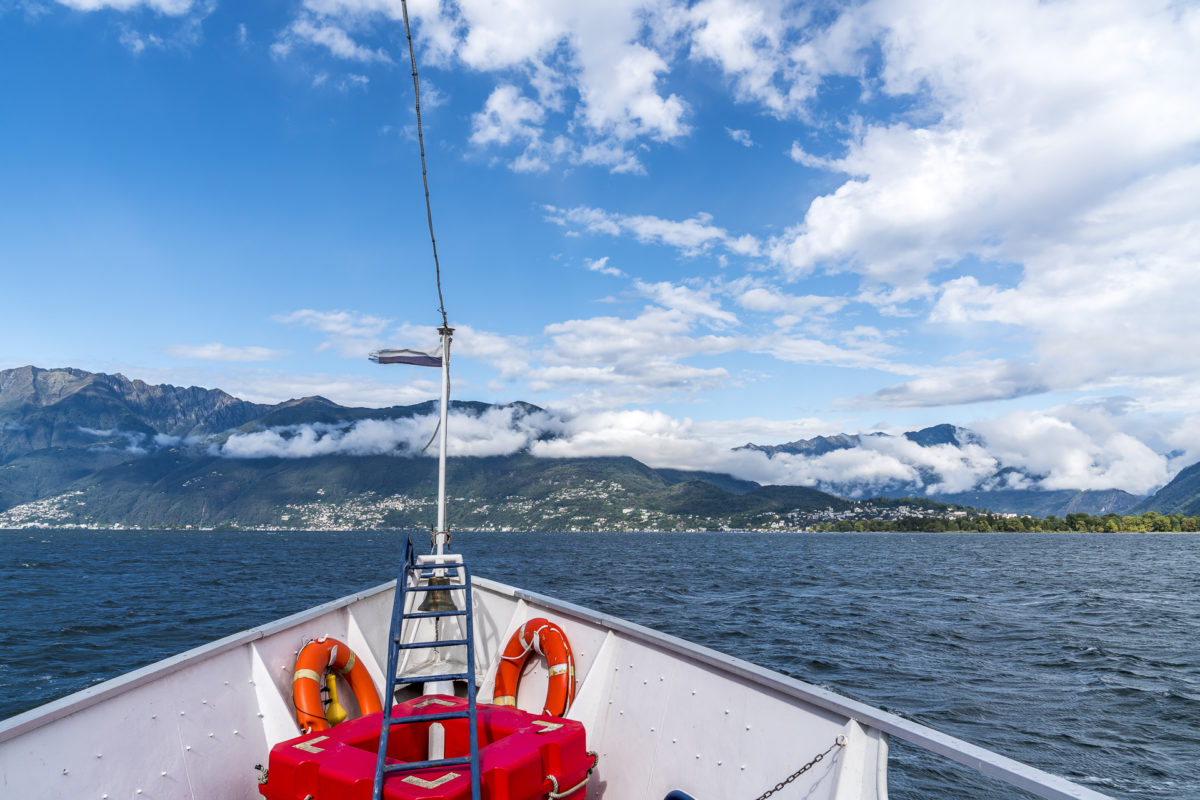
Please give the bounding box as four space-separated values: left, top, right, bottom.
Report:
2 530 1197 799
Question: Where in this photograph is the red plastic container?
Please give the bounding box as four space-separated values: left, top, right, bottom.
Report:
259 695 592 800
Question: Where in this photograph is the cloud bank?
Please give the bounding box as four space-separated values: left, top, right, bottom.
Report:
214 403 1188 497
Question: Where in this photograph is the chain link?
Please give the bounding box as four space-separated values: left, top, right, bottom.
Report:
752 734 846 800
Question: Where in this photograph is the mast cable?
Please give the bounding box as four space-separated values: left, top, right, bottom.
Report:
399 0 448 328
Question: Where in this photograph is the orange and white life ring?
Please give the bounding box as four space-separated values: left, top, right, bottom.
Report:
293 636 382 733
493 617 576 717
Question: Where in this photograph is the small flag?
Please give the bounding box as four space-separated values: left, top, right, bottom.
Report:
369 348 443 367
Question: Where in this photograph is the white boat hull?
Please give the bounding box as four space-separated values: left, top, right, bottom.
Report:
0 576 1107 800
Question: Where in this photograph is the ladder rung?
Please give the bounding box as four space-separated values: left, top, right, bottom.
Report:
395 638 469 650
401 609 466 620
393 673 469 685
388 710 469 725
384 756 471 774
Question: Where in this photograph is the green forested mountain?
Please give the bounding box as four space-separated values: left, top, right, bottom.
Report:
0 367 849 530
0 450 849 531
0 366 1190 529
928 488 1139 517
1129 461 1200 515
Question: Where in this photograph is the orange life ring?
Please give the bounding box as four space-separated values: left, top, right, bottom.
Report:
493 617 576 717
292 636 382 733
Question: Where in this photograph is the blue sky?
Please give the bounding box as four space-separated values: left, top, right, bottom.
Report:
2 0 1199 494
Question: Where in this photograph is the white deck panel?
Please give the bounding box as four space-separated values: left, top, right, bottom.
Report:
0 575 1110 800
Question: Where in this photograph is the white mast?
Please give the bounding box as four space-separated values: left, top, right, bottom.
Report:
434 325 453 556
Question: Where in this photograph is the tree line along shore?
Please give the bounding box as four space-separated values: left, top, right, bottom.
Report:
811 510 1199 533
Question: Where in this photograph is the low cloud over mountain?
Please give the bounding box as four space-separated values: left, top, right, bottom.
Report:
4 366 1195 519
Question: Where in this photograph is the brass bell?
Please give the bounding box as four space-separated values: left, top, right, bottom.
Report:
418 576 458 612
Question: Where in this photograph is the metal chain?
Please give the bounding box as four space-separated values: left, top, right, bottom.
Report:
752 735 846 800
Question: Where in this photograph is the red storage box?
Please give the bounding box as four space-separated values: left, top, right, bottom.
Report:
260 695 593 800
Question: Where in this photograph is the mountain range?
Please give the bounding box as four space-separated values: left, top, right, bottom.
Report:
737 426 1143 516
0 366 1194 530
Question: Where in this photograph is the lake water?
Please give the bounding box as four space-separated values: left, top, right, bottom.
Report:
2 530 1197 799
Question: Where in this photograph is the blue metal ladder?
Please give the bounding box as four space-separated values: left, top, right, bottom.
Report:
372 536 482 800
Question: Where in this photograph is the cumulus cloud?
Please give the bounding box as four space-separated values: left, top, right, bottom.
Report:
470 85 545 147
144 382 1182 496
634 280 737 325
761 333 896 372
219 406 558 459
388 322 531 381
167 343 287 362
733 285 846 317
118 27 164 53
272 15 392 62
273 308 393 358
279 0 690 173
61 0 213 52
545 205 761 258
868 361 1052 408
221 372 441 409
787 142 839 170
526 404 1176 496
767 0 1200 318
687 0 811 116
584 256 624 278
539 306 740 398
55 0 192 12
726 128 753 147
973 409 1170 495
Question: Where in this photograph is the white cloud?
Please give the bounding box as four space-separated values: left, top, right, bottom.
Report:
71 358 1189 496
273 15 392 63
734 286 846 317
634 280 737 325
585 256 624 278
208 398 1173 495
544 205 761 259
55 0 193 12
273 309 391 338
525 409 991 496
526 402 1179 496
532 306 740 406
867 361 1051 408
273 308 393 358
726 127 753 147
543 307 737 364
166 343 288 362
288 0 690 174
470 85 545 147
973 410 1169 495
224 371 440 408
118 27 164 53
787 141 838 170
760 334 895 372
220 406 557 459
770 0 1200 291
687 0 804 116
446 324 531 381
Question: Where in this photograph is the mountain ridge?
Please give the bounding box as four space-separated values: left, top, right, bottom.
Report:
1 366 1191 525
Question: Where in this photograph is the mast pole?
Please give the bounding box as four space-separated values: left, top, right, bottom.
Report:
435 325 453 555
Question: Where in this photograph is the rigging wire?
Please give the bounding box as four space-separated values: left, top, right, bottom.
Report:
399 0 448 328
